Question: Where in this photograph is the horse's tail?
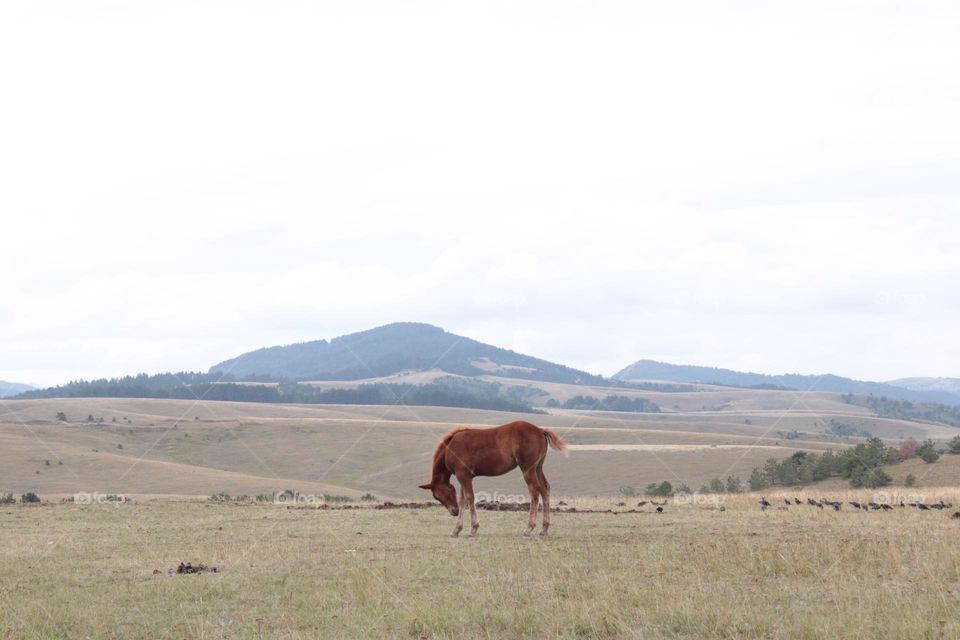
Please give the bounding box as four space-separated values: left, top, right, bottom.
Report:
542 428 568 454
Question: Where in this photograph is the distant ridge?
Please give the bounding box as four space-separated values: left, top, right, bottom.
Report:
209 322 608 386
613 360 960 406
888 377 960 399
0 380 35 398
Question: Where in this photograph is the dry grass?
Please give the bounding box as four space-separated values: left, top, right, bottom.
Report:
3 398 960 637
2 398 958 500
2 491 960 639
0 400 841 500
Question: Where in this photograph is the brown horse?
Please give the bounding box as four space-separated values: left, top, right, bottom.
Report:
419 420 567 538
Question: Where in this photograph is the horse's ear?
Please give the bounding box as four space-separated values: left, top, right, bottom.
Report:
418 483 433 490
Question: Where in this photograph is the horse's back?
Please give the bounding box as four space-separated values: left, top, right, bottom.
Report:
447 421 548 477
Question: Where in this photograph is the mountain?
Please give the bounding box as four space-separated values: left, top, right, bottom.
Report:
0 381 35 398
613 360 960 406
209 322 608 385
888 377 960 398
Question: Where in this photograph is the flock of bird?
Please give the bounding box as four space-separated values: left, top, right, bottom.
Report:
758 496 955 512
614 500 667 512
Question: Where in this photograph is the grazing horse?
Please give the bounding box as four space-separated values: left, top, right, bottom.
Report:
419 420 567 538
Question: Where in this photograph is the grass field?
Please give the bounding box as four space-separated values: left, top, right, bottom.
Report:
3 397 960 638
2 492 960 639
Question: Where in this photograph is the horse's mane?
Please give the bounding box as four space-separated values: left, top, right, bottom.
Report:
431 426 470 478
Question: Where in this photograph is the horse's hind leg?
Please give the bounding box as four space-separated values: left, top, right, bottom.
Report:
537 461 551 538
452 484 467 538
522 467 541 536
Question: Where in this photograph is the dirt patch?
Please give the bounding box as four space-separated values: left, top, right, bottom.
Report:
569 444 784 452
476 501 530 511
374 502 438 510
173 562 217 574
475 500 652 514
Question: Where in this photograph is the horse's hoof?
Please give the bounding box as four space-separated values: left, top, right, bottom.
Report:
469 526 479 537
539 530 549 538
522 530 533 537
451 528 462 538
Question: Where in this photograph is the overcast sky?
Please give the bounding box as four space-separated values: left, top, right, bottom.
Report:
2 1 959 387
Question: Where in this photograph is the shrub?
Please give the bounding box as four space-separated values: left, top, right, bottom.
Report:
897 438 920 461
21 492 41 503
848 466 892 488
361 493 377 501
645 481 673 497
918 439 940 463
904 474 916 487
209 491 231 502
0 493 15 504
949 436 960 454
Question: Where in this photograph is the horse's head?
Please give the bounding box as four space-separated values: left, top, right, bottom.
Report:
419 481 459 516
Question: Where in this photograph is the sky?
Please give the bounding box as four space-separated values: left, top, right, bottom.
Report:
1 1 959 387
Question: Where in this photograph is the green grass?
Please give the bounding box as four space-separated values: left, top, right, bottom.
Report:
2 493 960 639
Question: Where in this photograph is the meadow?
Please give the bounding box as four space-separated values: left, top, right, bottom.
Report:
2 491 960 639
2 396 960 638
0 394 950 502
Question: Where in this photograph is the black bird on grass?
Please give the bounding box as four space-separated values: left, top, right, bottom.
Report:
759 497 771 511
784 499 791 506
655 506 664 513
794 497 802 505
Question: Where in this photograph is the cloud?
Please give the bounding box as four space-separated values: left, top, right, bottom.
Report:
1 2 959 386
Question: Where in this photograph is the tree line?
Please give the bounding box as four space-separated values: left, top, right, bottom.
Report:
547 394 661 413
15 371 543 413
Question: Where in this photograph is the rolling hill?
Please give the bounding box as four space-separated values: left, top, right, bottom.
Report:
209 322 609 385
614 360 960 406
3 393 959 501
0 380 34 398
888 377 960 400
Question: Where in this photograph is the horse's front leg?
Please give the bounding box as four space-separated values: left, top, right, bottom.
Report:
451 485 467 538
461 477 479 537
